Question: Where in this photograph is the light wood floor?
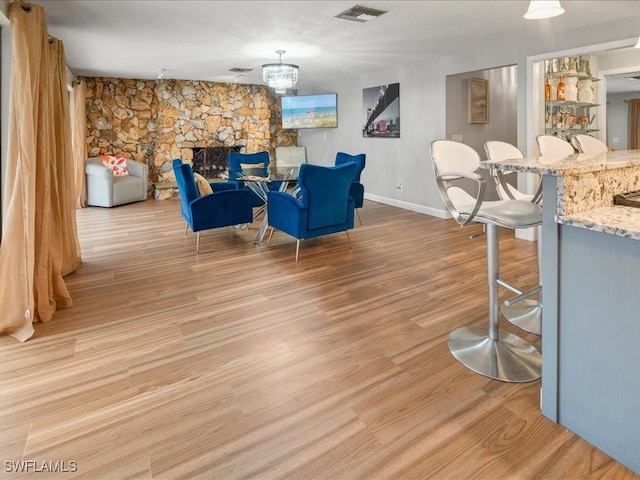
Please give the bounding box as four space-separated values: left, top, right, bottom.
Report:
1 198 638 479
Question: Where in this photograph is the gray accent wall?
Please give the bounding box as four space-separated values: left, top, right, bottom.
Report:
556 224 640 473
445 65 518 200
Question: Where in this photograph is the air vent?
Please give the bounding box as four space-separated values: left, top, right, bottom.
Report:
626 75 640 81
335 4 388 23
228 67 253 73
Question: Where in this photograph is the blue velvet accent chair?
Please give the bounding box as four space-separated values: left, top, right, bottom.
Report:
227 151 276 208
172 159 254 253
335 152 366 224
267 162 357 261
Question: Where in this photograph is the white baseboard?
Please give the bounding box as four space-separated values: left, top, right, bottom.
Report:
364 193 451 219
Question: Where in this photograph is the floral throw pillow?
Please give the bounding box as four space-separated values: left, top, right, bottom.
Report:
101 154 129 176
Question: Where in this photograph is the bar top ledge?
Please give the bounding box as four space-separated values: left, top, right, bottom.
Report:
480 149 640 241
479 150 640 176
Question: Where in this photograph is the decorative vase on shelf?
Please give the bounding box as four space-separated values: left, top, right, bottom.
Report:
577 79 594 103
565 76 578 102
556 75 566 101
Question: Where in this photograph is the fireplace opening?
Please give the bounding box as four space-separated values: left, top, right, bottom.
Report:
192 146 241 179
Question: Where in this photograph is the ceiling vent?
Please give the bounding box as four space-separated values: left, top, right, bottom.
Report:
626 75 640 80
228 67 253 73
335 4 388 23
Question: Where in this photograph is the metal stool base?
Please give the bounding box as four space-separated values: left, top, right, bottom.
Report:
448 325 541 382
501 299 542 335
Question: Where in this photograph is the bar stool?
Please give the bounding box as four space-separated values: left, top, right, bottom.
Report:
536 135 575 156
430 140 542 382
484 140 542 336
571 134 609 155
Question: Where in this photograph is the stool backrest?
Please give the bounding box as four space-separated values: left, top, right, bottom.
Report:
572 134 608 155
536 135 574 157
484 141 523 163
484 141 523 201
430 140 479 212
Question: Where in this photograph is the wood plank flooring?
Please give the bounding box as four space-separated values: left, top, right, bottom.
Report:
1 198 638 479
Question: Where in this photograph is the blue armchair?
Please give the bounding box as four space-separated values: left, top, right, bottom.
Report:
335 152 366 224
172 159 254 253
267 162 357 261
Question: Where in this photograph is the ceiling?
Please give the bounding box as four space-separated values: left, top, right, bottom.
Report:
29 1 640 92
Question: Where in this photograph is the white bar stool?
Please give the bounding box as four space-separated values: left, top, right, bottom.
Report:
430 140 542 382
484 140 542 336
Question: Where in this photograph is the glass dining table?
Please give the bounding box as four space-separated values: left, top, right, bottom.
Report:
236 166 299 244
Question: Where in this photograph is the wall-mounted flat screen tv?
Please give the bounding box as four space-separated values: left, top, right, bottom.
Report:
281 93 338 129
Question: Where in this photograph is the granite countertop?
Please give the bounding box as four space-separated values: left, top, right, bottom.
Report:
559 205 640 241
479 149 640 240
479 150 640 176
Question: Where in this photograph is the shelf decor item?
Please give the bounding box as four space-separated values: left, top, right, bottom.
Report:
557 75 566 101
468 78 489 124
565 76 578 102
577 79 594 103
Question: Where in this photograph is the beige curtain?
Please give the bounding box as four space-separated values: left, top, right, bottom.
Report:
0 2 79 341
50 38 81 276
629 99 640 150
72 80 87 208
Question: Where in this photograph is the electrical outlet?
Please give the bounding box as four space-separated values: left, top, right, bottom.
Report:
452 134 463 142
613 136 620 143
396 182 402 191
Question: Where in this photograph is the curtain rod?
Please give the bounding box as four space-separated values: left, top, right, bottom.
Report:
18 1 80 84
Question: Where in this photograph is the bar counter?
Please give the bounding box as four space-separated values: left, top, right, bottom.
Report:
481 149 640 474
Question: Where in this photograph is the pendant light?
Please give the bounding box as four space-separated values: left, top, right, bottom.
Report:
262 50 299 94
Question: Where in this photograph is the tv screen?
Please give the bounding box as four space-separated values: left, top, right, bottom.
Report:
281 93 338 129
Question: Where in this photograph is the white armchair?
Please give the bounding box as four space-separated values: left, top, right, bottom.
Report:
275 146 307 168
85 157 148 207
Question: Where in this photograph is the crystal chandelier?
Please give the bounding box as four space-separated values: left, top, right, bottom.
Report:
262 50 299 94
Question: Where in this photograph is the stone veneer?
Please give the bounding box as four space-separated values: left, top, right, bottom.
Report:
558 166 640 215
84 77 297 184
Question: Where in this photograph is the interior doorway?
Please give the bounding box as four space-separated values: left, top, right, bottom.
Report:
445 64 518 200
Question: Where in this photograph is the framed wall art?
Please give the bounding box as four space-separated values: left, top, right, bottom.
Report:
468 78 489 124
362 83 400 138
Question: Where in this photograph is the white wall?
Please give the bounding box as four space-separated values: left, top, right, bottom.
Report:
607 92 640 149
298 14 640 218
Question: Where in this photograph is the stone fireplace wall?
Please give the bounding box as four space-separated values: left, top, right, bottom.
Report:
84 77 298 183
